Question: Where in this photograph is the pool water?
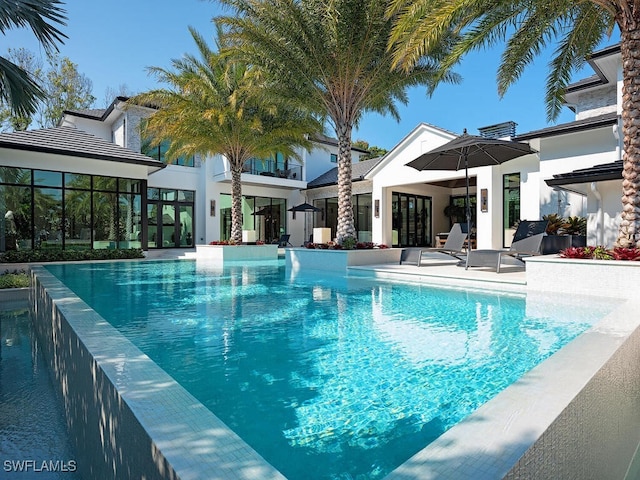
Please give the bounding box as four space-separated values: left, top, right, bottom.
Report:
0 307 81 479
45 260 617 479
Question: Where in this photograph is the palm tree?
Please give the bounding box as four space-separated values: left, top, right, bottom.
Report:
388 0 640 248
129 26 322 243
0 0 66 117
217 0 456 244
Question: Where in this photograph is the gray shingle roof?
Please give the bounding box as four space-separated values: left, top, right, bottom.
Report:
307 157 384 188
514 112 618 141
310 133 370 153
65 108 108 119
546 160 622 187
0 126 165 170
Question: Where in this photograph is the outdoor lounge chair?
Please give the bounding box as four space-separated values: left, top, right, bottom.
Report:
465 220 548 272
422 223 468 259
399 248 424 266
399 223 468 266
273 234 293 247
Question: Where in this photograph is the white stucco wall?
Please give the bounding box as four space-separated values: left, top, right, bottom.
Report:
59 116 112 141
0 149 150 179
534 127 618 221
586 180 622 248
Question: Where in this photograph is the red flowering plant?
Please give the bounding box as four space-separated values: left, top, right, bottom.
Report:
208 239 238 245
611 247 640 261
559 246 595 259
559 245 640 261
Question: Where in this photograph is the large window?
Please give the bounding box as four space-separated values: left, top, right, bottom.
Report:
0 166 143 252
503 173 521 247
242 152 302 179
141 137 195 167
219 194 286 243
312 194 372 242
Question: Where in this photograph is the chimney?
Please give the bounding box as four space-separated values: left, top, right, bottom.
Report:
478 121 517 139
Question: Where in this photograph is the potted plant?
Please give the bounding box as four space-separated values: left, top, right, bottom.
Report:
541 214 587 254
444 204 466 225
564 216 587 248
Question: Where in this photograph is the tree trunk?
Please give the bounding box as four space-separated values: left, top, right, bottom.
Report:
617 23 640 248
230 162 243 243
336 123 356 243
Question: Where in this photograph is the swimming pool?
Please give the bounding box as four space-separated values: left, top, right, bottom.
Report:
44 260 618 479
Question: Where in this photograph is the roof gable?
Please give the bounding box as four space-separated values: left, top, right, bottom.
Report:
365 122 456 179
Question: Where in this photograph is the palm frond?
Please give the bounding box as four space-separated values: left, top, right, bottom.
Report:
0 0 67 51
0 56 45 117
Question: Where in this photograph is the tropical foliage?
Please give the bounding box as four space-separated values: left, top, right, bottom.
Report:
388 0 640 248
0 248 144 264
217 0 457 243
0 0 66 118
130 26 322 243
0 270 29 289
560 245 640 260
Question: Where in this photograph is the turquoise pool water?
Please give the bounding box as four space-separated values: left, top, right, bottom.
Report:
45 260 617 479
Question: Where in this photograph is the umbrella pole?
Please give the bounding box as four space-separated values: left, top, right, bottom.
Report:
464 154 472 269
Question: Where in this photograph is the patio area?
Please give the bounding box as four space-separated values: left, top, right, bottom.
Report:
350 255 526 291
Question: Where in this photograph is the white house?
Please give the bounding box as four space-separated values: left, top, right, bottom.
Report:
0 44 626 254
0 96 368 252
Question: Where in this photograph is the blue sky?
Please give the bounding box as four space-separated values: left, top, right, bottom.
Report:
5 0 619 150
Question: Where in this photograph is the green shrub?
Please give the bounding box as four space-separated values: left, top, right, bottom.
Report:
0 270 29 289
0 248 145 263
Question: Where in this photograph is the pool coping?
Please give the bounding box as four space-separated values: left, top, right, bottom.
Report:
29 261 640 480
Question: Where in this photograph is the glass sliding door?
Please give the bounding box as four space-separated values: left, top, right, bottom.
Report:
392 192 432 247
503 173 521 247
147 188 195 248
219 194 286 243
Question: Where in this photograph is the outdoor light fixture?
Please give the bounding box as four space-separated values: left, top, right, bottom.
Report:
481 189 488 212
210 200 215 216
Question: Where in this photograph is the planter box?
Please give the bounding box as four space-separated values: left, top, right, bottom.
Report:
195 244 278 262
526 255 640 297
286 247 402 272
541 235 586 254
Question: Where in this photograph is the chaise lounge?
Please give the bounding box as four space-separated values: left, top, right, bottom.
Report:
400 223 468 266
465 220 548 272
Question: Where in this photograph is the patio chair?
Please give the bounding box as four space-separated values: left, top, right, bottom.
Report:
399 248 424 266
421 223 468 260
465 220 548 272
273 234 292 247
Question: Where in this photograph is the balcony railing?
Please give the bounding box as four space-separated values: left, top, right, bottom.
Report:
242 158 302 180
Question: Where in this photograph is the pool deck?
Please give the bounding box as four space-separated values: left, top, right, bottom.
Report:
142 247 528 289
350 257 526 290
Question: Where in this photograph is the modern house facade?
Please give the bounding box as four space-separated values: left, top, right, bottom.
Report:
0 44 626 254
0 97 368 253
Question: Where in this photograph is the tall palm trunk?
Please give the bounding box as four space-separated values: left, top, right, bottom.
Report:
617 20 640 248
336 123 356 243
230 162 244 243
